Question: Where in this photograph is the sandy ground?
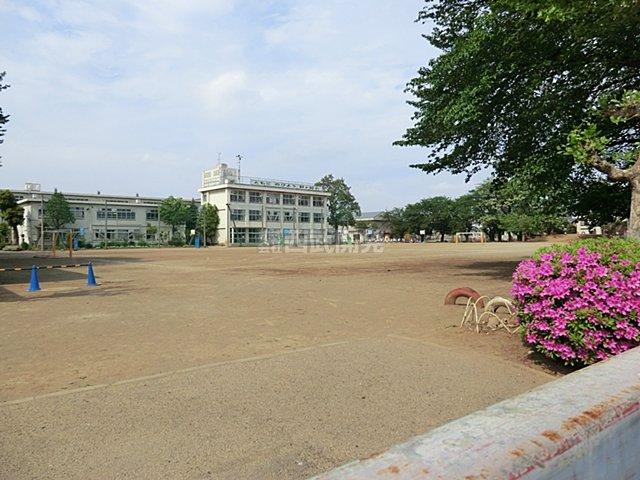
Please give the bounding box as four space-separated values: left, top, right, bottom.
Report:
0 243 557 479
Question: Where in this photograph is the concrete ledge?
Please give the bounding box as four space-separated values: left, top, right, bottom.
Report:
313 347 640 479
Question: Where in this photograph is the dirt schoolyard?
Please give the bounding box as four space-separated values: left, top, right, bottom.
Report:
1 243 556 479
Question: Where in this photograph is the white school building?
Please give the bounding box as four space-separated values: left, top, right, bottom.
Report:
199 163 331 246
13 184 176 246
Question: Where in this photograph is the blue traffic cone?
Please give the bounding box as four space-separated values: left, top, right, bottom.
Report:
27 265 41 292
87 262 98 287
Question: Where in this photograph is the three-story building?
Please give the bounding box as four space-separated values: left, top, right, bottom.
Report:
199 163 330 245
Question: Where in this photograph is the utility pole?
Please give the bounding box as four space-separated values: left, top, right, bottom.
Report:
104 199 108 250
203 202 207 248
40 194 44 251
236 154 242 180
157 207 161 248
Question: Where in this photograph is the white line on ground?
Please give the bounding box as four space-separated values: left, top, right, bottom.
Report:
1 341 350 407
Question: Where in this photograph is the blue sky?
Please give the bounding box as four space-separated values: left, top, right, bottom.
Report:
0 0 482 210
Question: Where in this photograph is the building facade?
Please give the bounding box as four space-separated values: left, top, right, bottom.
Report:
13 185 176 246
199 163 331 246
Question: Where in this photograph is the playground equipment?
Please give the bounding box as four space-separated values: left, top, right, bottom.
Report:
444 287 517 333
443 287 485 309
460 295 518 333
40 229 78 257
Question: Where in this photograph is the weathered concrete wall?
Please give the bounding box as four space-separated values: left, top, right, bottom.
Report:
313 346 640 479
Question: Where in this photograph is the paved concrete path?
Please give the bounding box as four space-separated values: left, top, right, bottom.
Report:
1 337 550 479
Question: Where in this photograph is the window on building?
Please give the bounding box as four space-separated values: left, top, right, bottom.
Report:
313 197 324 207
232 229 246 244
71 206 85 219
116 208 135 220
299 212 310 223
249 191 263 204
313 213 323 223
249 209 262 221
248 228 263 244
283 210 294 222
266 193 280 205
299 229 310 243
283 193 295 205
230 190 246 202
298 195 310 206
146 209 159 221
97 208 117 220
231 209 245 221
266 210 280 222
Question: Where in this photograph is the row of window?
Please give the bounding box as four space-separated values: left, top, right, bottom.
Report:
230 190 325 207
96 208 137 220
231 209 324 223
39 207 160 221
232 228 326 244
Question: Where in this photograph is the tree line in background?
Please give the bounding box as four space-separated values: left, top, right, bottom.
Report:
397 0 640 237
381 178 569 241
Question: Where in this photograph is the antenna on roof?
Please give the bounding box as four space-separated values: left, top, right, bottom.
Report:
237 154 242 179
217 152 222 163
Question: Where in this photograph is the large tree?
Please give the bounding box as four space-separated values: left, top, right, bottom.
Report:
396 1 640 235
44 191 74 230
315 174 361 243
197 203 220 245
0 71 9 166
184 199 199 239
0 190 24 244
159 196 189 239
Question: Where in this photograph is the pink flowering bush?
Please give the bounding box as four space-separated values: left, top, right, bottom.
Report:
512 238 640 366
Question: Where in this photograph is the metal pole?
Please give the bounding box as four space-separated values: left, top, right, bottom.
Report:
104 199 108 250
203 203 207 248
226 202 231 245
157 207 161 248
40 194 44 251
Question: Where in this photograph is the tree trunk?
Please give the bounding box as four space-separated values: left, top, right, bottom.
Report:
628 179 640 238
11 225 18 245
440 232 445 242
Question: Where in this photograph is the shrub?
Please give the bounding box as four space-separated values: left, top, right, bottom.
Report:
20 241 30 250
512 238 640 366
168 237 185 247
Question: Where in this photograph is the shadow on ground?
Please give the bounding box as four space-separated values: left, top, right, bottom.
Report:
0 253 146 270
0 268 86 286
0 284 131 303
525 350 580 376
452 260 521 281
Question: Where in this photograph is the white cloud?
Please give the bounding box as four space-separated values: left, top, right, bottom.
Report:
199 71 257 114
0 0 469 210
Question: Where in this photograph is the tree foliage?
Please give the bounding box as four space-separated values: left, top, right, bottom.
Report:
159 196 189 238
44 191 74 231
0 189 23 244
382 179 568 241
184 199 199 238
197 203 220 245
0 71 9 165
396 0 640 232
315 174 361 242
